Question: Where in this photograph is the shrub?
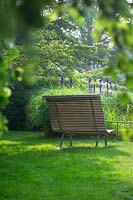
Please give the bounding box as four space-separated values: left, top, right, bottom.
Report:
26 89 51 135
4 81 30 130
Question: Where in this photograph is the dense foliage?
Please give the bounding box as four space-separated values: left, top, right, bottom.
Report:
4 81 31 130
0 0 133 136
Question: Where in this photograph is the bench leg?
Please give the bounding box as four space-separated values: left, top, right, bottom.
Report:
95 135 100 148
59 133 65 148
70 134 73 147
105 133 108 146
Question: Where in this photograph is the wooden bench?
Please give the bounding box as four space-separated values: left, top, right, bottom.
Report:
43 94 116 148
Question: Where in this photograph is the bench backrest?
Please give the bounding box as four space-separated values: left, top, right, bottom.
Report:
43 94 106 135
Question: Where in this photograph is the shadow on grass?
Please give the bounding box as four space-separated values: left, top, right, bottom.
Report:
61 145 119 151
3 131 120 147
0 133 131 158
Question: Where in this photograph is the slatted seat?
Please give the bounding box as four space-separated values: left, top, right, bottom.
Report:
43 94 116 148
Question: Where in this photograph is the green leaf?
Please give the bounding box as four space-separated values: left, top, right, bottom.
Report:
10 48 20 58
120 92 131 105
126 75 133 89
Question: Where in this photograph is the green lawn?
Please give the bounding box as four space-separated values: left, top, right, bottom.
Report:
0 131 133 200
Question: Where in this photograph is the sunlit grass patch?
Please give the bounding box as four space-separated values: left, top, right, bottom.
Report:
0 131 133 200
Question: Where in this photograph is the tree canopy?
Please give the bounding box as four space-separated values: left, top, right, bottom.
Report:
0 0 133 133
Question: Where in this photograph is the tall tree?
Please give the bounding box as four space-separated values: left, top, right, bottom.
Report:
0 0 133 133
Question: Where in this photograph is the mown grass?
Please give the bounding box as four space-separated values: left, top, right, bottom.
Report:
0 131 133 200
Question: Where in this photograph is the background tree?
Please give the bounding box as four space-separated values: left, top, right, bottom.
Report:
4 11 97 130
0 0 133 134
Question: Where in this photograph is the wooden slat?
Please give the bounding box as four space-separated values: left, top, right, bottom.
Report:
44 94 107 135
49 111 103 115
43 94 101 101
50 118 105 122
